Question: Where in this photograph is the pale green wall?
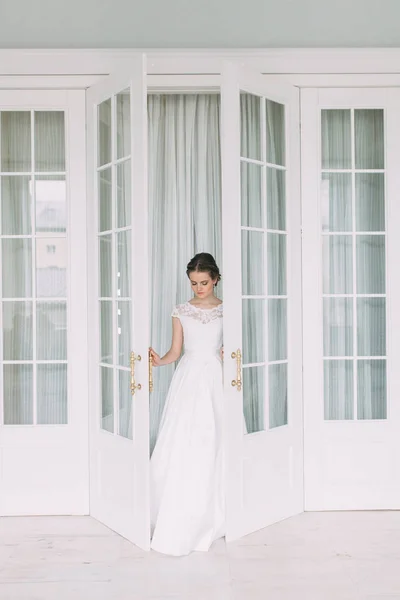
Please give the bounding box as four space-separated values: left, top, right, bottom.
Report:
1 0 400 48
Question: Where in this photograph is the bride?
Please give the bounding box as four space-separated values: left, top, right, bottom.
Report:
149 252 224 556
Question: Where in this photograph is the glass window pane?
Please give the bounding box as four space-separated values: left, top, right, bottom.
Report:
268 299 287 361
357 359 386 420
100 300 113 364
119 370 132 440
99 168 112 232
357 298 386 357
98 99 112 167
99 235 112 298
355 173 385 233
37 301 67 360
118 301 131 367
324 360 354 420
266 99 285 166
267 168 285 231
36 176 66 233
101 366 114 433
37 364 67 425
241 162 263 228
1 111 31 172
356 235 385 294
321 173 352 233
116 230 131 298
323 298 353 357
1 176 32 235
321 109 352 170
269 363 287 429
34 112 65 172
2 239 32 298
242 230 264 295
117 160 131 228
3 301 33 360
36 237 67 297
117 90 131 160
240 92 261 161
3 364 33 425
355 109 384 170
243 366 265 434
267 233 286 296
323 236 353 294
242 299 264 364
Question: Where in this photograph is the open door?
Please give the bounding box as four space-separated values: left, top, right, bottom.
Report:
221 63 303 541
86 56 150 549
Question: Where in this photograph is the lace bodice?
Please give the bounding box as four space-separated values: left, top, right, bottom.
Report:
172 302 223 356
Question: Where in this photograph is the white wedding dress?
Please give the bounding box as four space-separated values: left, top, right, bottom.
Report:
150 301 224 556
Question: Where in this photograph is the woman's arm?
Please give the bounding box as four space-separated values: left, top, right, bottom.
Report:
150 317 183 366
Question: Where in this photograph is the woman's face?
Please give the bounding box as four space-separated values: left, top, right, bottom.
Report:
189 271 216 299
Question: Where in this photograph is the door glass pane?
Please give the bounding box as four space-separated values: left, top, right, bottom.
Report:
357 360 386 420
321 173 352 232
1 111 31 172
3 364 33 425
98 99 112 167
324 360 354 420
117 161 131 228
35 112 65 172
323 236 353 294
269 363 287 429
118 301 131 366
243 366 264 434
323 298 353 357
2 239 32 298
37 364 67 425
37 301 67 360
36 176 66 233
100 301 113 364
117 90 131 160
355 109 384 170
116 230 131 298
36 237 67 297
3 301 33 360
267 233 286 295
240 93 261 161
356 235 385 294
242 299 264 364
321 109 351 169
267 168 285 231
2 176 32 234
266 99 285 166
357 298 386 357
268 299 287 362
241 230 264 296
241 162 262 228
99 168 112 232
99 235 112 297
101 366 114 433
355 174 385 232
119 370 132 440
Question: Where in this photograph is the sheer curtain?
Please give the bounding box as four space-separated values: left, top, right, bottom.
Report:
148 94 222 451
321 109 386 421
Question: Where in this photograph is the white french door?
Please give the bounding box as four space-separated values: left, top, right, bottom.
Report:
302 88 400 509
86 57 150 549
0 90 89 515
221 64 303 541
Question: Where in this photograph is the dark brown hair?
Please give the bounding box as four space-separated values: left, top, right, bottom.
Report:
186 253 221 286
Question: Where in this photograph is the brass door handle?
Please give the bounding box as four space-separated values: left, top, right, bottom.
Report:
149 350 153 393
231 349 242 392
130 351 142 396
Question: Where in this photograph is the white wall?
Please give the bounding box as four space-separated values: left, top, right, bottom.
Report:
2 0 400 49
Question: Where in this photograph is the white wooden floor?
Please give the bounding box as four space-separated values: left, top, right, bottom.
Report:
0 512 400 599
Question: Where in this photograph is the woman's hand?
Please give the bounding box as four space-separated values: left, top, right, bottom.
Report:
149 347 163 367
